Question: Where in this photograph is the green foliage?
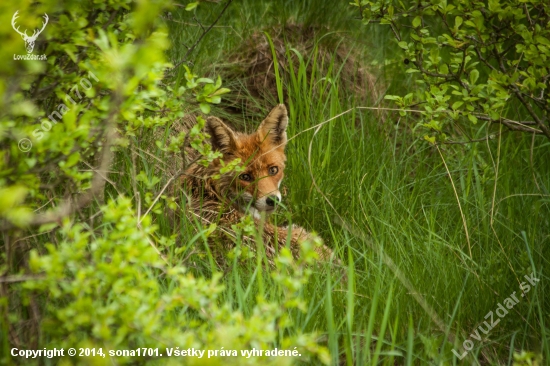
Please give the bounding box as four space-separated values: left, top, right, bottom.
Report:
0 0 328 364
21 197 328 365
1 0 549 364
352 0 550 141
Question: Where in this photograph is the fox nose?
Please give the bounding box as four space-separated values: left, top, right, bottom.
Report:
265 195 280 207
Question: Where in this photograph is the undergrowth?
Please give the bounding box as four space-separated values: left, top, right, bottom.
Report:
163 1 549 364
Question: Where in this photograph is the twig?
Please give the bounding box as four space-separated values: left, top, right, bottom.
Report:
496 193 550 208
261 105 541 158
193 16 206 32
306 119 349 233
435 145 472 258
138 155 201 225
441 133 502 145
0 275 45 283
530 132 542 192
0 93 122 231
486 123 518 282
138 169 185 225
170 0 234 71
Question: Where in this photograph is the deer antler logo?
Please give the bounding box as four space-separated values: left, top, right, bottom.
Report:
12 11 49 54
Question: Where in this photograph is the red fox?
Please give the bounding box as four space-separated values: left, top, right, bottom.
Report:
180 105 333 260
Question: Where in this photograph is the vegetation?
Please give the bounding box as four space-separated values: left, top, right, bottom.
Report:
1 0 548 365
353 0 550 142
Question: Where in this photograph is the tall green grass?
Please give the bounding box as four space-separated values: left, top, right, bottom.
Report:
160 1 549 364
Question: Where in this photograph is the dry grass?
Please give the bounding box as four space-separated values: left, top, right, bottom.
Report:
212 24 385 121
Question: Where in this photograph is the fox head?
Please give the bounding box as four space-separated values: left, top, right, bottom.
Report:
206 104 288 218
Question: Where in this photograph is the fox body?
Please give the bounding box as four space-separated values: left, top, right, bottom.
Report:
180 105 331 259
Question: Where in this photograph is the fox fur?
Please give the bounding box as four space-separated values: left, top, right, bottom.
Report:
179 105 333 260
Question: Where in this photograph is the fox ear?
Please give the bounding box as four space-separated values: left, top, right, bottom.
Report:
206 116 238 154
258 104 288 146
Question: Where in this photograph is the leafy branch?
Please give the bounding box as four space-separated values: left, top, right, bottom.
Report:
353 0 550 141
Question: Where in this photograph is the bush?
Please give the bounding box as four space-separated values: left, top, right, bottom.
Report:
352 0 550 142
0 0 328 364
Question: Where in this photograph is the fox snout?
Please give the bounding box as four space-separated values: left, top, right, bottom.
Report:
253 191 282 212
240 180 283 216
265 195 280 207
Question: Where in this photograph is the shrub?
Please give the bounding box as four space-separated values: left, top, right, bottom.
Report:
352 0 550 142
0 0 328 364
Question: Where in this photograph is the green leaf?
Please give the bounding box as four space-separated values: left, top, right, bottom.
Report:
424 135 436 144
412 16 422 28
535 36 550 46
452 101 464 110
197 77 214 84
212 87 231 96
398 41 409 50
455 16 463 29
199 103 211 114
65 152 80 168
467 114 478 124
469 69 479 85
0 186 28 214
185 2 198 11
214 75 222 88
38 223 58 233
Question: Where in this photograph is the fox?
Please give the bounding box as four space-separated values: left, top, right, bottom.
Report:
179 104 334 260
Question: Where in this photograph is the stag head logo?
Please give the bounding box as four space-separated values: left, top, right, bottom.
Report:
12 11 49 54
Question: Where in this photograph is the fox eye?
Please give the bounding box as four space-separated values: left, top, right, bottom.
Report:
239 173 253 182
268 166 279 175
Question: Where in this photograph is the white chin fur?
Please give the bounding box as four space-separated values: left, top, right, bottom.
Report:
240 192 280 217
245 206 275 220
254 193 281 212
248 207 263 220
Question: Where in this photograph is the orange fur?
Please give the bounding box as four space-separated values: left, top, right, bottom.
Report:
178 105 333 261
